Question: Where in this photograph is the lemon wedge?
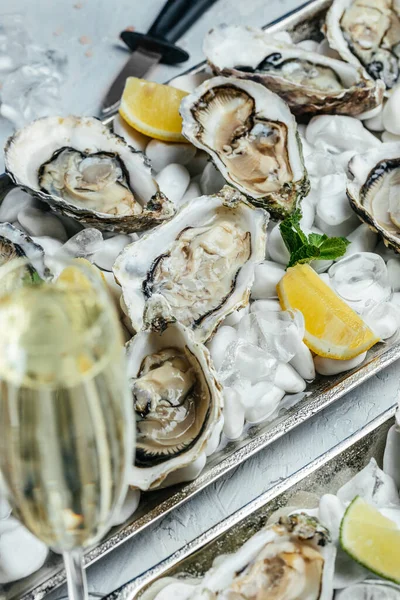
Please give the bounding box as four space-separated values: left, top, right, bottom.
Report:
277 263 379 359
340 496 400 583
119 77 189 142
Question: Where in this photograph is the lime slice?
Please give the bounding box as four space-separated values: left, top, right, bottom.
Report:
340 496 400 583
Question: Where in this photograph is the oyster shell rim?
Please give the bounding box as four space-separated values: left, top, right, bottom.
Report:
179 75 310 220
347 143 400 252
113 186 269 343
126 303 224 492
4 116 175 234
204 24 385 116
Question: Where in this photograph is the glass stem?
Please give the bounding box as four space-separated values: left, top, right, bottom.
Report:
63 549 88 600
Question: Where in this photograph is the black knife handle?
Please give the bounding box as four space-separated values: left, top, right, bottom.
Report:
148 0 219 43
121 0 218 65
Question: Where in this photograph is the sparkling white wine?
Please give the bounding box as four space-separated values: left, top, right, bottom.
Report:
0 278 133 552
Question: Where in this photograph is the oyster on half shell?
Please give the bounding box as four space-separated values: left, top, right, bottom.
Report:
127 297 223 491
326 0 400 91
180 76 309 219
347 142 400 250
4 116 174 233
141 513 335 599
204 25 384 116
114 186 268 342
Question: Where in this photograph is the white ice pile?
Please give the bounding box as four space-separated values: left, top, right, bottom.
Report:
0 14 67 128
207 306 308 439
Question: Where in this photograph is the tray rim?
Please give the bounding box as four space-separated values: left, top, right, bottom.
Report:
3 0 400 598
109 404 398 599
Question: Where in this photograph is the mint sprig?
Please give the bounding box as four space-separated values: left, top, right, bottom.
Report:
279 209 350 269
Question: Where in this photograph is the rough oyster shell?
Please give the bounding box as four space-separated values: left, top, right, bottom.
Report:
4 116 174 233
180 76 309 219
141 513 335 599
127 296 223 491
0 222 50 283
204 25 384 116
347 142 400 251
326 0 400 92
114 186 268 342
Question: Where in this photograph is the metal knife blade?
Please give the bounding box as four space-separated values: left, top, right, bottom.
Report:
101 47 162 116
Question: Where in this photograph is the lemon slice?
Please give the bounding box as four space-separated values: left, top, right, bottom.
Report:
340 496 400 583
119 77 189 142
277 263 379 359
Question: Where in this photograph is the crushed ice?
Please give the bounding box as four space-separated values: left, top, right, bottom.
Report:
0 14 67 128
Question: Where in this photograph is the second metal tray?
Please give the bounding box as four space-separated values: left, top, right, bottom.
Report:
108 407 397 598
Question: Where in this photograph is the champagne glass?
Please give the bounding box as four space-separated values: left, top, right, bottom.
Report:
0 258 134 600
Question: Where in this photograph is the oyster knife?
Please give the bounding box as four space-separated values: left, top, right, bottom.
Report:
101 0 219 116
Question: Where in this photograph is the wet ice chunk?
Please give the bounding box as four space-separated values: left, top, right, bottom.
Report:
306 115 381 154
337 458 400 508
384 425 400 490
363 301 400 339
329 253 391 314
0 14 67 128
238 309 304 363
245 386 285 424
218 339 277 391
1 47 67 128
207 325 238 372
223 388 245 440
59 228 104 259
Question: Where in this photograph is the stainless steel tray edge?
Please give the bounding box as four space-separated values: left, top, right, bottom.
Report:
110 405 398 599
3 0 400 597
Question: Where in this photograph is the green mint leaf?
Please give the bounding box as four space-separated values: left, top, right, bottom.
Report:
280 209 351 268
318 237 351 260
308 232 327 248
287 245 321 268
279 208 306 254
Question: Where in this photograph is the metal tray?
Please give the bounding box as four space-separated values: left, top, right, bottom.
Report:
107 405 397 599
2 0 400 598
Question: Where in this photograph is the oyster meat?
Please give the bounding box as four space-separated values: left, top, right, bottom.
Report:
4 116 174 233
326 0 400 91
127 297 223 491
0 222 50 291
114 186 268 342
347 142 400 250
204 25 384 116
142 513 335 599
180 76 309 219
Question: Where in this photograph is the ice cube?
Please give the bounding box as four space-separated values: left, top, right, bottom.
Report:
238 309 304 363
0 21 67 129
337 457 400 507
218 339 277 390
362 300 400 339
58 228 104 259
329 252 391 313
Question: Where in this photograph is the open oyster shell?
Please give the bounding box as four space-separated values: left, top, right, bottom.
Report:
0 222 50 287
180 76 309 219
326 0 400 92
127 296 223 491
114 186 268 342
347 142 400 251
141 513 335 599
204 25 384 116
4 116 174 233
